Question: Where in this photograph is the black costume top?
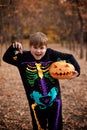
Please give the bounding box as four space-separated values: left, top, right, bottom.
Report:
3 45 80 109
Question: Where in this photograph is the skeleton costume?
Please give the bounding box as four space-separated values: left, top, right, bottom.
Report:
3 45 80 130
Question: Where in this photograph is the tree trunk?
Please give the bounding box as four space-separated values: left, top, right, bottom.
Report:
80 31 83 58
86 43 87 61
74 0 84 58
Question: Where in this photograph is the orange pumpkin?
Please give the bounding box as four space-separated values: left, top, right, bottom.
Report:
49 61 75 79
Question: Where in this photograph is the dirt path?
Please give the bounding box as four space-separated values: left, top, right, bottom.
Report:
0 43 87 130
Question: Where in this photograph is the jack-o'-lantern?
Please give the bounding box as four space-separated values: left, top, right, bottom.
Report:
49 61 75 79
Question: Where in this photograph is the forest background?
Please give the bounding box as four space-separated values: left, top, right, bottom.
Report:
0 0 87 57
0 0 87 130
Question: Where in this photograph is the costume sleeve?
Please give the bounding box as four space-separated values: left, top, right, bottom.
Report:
48 48 80 76
3 45 21 66
65 54 80 76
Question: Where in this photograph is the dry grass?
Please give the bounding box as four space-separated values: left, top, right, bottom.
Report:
0 42 87 130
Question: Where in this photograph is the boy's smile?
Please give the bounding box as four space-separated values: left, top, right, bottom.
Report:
30 45 47 60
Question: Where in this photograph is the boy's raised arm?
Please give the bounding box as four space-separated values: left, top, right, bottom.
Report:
3 42 23 66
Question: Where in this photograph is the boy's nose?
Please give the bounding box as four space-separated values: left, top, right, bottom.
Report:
37 49 41 52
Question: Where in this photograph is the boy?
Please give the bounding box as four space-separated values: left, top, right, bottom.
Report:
3 32 80 130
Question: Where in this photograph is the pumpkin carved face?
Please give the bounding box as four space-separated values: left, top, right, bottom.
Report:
49 61 75 79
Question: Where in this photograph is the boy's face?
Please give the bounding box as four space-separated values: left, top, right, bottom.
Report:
30 45 47 60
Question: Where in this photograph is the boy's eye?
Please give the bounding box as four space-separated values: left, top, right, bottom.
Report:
40 47 44 49
33 46 38 49
33 46 44 49
34 46 37 49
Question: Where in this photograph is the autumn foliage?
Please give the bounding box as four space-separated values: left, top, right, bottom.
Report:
0 0 87 42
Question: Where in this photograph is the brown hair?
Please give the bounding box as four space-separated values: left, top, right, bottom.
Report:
29 32 48 46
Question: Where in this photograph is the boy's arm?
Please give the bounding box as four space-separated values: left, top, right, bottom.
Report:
66 54 80 76
3 42 23 66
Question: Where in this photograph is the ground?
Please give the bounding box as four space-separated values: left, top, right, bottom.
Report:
0 42 87 130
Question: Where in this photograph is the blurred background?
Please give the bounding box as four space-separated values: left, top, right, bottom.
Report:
0 0 87 130
0 0 87 55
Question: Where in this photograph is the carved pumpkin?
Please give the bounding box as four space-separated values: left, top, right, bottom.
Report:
49 61 75 79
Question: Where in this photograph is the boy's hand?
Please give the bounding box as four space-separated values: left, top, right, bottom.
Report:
13 42 23 54
69 70 79 79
